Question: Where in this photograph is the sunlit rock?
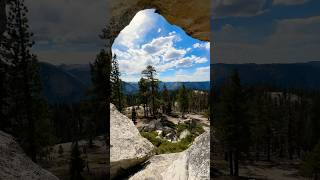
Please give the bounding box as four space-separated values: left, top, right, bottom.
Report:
110 104 154 178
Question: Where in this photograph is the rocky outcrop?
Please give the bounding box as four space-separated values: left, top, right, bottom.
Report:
108 0 210 42
162 131 210 180
129 131 210 180
0 131 58 180
110 104 154 179
129 153 182 180
179 129 191 140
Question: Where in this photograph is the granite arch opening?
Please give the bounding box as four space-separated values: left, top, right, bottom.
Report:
107 1 211 179
105 0 210 48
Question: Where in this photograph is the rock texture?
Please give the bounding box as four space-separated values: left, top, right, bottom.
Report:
129 131 210 180
162 131 210 180
0 131 58 180
129 153 181 180
108 0 210 42
110 104 154 179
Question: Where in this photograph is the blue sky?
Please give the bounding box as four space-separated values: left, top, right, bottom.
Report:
112 9 210 82
212 0 320 64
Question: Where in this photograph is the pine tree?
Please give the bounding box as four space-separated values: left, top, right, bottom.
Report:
83 117 96 148
162 84 171 114
142 65 159 118
110 54 123 111
215 70 250 176
139 77 149 117
58 145 64 157
0 0 53 162
70 141 84 180
90 49 110 135
131 107 137 125
178 85 189 118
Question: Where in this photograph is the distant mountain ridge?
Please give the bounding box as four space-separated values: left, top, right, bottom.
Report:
39 62 89 103
39 62 210 103
211 61 320 89
123 81 210 94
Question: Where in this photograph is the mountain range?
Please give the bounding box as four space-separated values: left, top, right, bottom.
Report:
38 61 320 103
211 61 320 90
38 62 210 103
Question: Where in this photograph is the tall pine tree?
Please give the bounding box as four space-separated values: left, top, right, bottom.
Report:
178 84 189 118
110 54 123 111
90 49 110 135
138 77 149 117
1 0 52 162
142 65 159 118
215 70 250 176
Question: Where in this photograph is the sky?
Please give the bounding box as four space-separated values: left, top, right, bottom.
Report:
212 0 320 64
25 0 109 64
112 9 210 82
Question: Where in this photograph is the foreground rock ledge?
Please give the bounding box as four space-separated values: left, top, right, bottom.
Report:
0 131 58 180
110 104 154 178
130 131 210 180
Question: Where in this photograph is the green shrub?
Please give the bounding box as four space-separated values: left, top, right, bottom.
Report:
141 131 163 147
141 131 196 154
176 122 205 135
141 121 205 155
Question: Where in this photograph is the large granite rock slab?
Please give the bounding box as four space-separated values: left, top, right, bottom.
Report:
0 131 58 180
110 104 154 179
129 131 210 180
162 131 210 180
129 153 182 180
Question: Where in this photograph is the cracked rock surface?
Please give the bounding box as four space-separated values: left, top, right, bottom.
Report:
0 131 58 180
129 131 210 180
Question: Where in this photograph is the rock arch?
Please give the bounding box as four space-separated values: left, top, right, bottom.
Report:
106 0 210 46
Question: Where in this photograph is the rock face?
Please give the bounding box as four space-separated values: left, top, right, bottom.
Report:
110 104 154 179
108 0 210 42
129 131 210 180
0 131 58 180
129 153 182 180
162 131 210 180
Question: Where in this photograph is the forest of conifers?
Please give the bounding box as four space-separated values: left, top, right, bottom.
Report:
213 70 320 178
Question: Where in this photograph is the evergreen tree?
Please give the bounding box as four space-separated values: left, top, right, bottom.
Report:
83 117 96 148
131 107 137 125
162 84 171 114
142 65 159 118
58 145 64 157
90 49 110 135
178 85 189 118
215 70 250 176
70 141 84 180
139 77 149 117
0 0 53 162
110 54 123 111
